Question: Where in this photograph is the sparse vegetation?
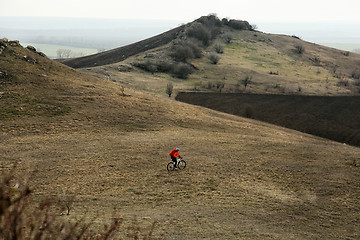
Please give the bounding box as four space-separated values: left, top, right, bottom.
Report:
208 52 221 64
166 82 173 97
351 70 360 79
56 48 72 58
222 32 234 44
213 42 224 54
241 75 252 89
169 39 202 62
0 172 157 239
295 44 305 54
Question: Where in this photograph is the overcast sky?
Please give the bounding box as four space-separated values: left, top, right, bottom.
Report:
1 0 360 23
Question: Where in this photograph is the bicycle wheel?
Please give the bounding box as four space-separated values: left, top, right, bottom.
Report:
178 160 186 170
167 162 175 171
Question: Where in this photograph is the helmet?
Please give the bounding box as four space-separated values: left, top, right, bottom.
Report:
175 148 180 151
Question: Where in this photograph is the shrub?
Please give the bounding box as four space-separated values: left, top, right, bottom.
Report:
213 42 224 54
295 45 305 54
169 39 203 62
186 22 211 46
241 75 252 89
172 63 193 79
223 32 234 44
185 39 203 58
133 59 172 74
169 44 194 62
208 52 221 64
351 70 360 79
166 82 174 97
132 60 157 73
216 81 225 92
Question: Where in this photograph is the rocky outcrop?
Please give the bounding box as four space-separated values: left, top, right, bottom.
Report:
0 38 8 55
26 45 47 58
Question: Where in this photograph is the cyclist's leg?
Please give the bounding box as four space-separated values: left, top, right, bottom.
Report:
171 156 177 167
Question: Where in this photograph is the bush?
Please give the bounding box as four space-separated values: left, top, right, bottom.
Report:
351 70 360 79
208 52 221 64
223 32 234 44
166 82 174 97
173 63 193 79
185 39 203 58
213 42 224 54
169 39 203 62
0 171 157 239
295 45 305 54
169 44 194 62
186 22 211 46
133 59 173 74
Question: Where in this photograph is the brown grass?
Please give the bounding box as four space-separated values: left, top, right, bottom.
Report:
1 40 360 239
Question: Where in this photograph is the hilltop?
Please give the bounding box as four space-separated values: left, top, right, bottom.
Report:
1 23 360 239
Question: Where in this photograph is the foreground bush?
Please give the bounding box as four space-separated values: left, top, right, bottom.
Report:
0 171 157 240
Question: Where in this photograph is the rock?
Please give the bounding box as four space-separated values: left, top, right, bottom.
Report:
0 40 7 48
26 45 37 52
23 55 37 64
0 71 8 78
9 40 20 47
0 40 7 55
37 51 47 58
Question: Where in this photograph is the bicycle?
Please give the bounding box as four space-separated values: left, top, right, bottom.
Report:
167 157 186 171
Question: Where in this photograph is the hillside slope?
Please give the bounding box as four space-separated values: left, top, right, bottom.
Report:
1 40 360 239
60 24 186 68
77 16 360 96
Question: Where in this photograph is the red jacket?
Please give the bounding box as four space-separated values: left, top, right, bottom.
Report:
169 149 180 158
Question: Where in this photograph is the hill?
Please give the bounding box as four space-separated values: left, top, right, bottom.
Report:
60 24 186 68
1 33 360 239
65 15 360 96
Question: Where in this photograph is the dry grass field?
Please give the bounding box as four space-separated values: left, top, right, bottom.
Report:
1 39 360 239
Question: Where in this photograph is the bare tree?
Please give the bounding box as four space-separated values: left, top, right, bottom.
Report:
56 49 72 59
120 85 126 96
241 76 252 89
216 81 225 93
61 190 75 216
166 82 174 97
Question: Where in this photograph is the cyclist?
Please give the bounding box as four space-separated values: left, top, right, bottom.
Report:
169 148 182 168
